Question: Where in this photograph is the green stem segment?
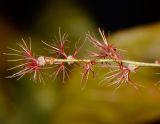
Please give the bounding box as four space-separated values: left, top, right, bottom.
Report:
53 59 160 67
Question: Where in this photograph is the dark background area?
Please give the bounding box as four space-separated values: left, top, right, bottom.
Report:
79 0 160 31
1 0 159 31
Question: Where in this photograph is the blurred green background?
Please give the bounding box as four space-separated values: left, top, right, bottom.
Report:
1 0 160 124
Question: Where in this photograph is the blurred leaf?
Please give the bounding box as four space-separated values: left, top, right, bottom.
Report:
52 23 160 124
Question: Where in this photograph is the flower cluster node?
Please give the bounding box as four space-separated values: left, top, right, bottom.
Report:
37 56 46 66
67 55 75 64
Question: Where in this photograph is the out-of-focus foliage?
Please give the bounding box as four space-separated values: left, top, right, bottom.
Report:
53 23 160 124
1 0 160 123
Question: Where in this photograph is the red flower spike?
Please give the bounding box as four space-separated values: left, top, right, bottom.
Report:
4 39 45 82
81 60 96 90
86 28 122 60
99 62 141 90
42 28 68 58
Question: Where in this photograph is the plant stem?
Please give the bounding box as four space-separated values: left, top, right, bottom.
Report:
53 58 160 67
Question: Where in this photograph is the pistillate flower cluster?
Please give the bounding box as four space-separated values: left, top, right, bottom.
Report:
4 28 160 90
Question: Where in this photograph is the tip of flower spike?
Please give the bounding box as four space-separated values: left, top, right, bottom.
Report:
4 39 46 83
98 28 108 46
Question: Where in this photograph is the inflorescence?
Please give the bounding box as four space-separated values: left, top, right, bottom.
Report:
3 28 160 90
